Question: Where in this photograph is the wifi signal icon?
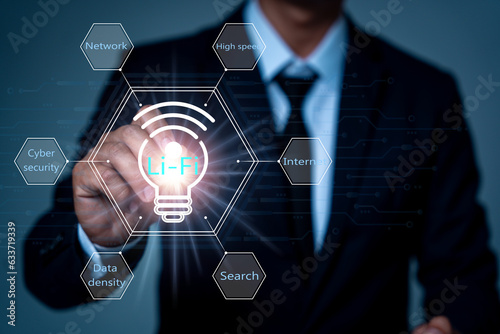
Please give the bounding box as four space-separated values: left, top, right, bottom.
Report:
134 101 216 223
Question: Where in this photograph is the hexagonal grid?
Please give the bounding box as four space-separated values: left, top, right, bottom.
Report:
87 87 258 237
80 251 134 300
212 252 266 300
212 23 266 71
14 137 68 186
80 23 134 71
278 137 332 186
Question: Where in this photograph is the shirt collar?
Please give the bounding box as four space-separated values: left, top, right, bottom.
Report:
243 0 347 83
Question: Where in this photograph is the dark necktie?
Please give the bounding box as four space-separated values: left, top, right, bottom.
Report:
275 72 317 259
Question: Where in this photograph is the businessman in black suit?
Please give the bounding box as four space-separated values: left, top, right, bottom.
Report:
25 0 500 333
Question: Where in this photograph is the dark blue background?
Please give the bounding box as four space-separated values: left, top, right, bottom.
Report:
1 0 499 332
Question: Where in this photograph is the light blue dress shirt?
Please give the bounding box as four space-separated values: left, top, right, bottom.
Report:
244 0 347 251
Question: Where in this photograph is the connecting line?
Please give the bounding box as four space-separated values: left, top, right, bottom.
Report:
204 70 226 107
120 216 143 252
68 160 110 163
215 233 226 253
120 70 142 107
238 160 276 163
204 216 226 252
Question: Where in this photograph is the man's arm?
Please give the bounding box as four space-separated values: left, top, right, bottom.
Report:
416 75 500 333
23 74 149 308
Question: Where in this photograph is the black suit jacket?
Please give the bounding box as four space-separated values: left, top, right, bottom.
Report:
24 7 500 334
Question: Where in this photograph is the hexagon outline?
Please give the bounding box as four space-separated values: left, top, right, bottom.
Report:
80 23 134 71
80 251 134 300
212 251 266 300
87 86 258 237
212 23 266 71
14 137 68 186
278 137 332 186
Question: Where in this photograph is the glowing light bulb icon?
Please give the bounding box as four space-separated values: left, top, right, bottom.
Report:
134 102 215 223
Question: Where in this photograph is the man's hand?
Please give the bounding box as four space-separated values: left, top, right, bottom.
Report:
412 316 460 334
73 106 172 247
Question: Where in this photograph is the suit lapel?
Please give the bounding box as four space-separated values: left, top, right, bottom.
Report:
302 19 391 321
330 19 390 231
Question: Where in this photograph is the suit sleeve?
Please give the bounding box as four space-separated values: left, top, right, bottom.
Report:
416 74 500 333
23 71 147 309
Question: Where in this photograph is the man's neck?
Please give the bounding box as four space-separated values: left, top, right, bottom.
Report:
258 0 342 58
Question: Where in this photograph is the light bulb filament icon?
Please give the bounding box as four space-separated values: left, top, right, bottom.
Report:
134 102 215 223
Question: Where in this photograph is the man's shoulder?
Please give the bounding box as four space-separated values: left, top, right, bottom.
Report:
363 29 456 91
344 20 460 124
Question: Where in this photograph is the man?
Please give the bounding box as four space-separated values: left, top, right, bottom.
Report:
25 0 500 333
